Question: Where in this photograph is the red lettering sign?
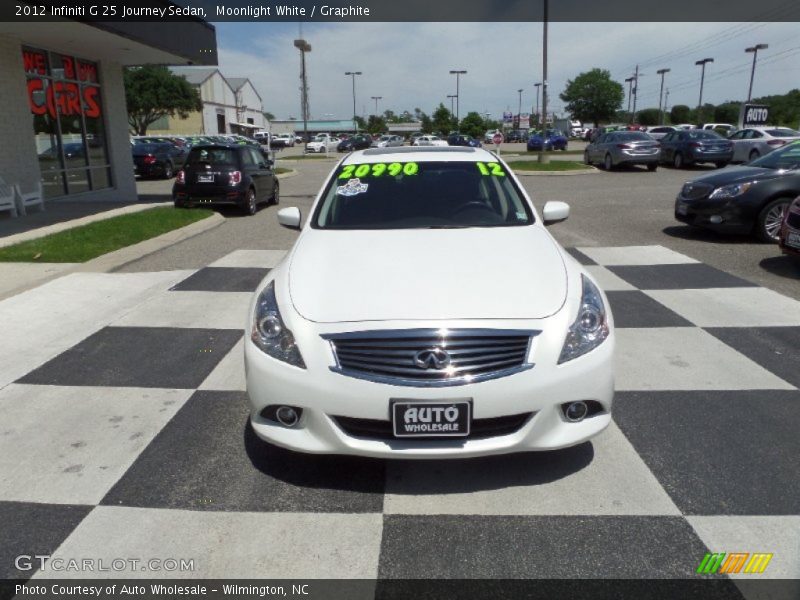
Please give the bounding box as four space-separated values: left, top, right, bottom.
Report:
61 56 75 79
22 50 47 75
27 78 102 119
77 61 98 83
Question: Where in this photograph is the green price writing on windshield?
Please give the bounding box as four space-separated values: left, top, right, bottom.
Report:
476 162 506 176
338 162 419 179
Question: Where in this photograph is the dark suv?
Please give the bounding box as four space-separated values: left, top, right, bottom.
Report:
173 144 278 215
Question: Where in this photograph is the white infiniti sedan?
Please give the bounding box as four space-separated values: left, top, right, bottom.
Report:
245 146 614 458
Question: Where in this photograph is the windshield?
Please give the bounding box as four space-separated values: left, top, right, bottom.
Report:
186 147 238 167
313 160 534 229
749 140 800 170
765 128 800 138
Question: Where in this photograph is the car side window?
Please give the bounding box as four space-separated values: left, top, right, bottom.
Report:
730 131 744 140
751 131 764 138
241 148 257 167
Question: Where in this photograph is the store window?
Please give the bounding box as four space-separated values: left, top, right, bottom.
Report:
24 46 111 198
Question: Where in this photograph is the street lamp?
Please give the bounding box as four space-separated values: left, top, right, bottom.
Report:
745 44 768 102
293 38 311 144
657 68 671 125
533 82 542 127
447 94 457 115
449 69 467 127
370 95 382 117
625 76 635 123
517 88 523 127
344 71 362 133
695 58 713 123
538 0 548 163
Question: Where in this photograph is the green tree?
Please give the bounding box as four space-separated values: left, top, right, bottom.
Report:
366 115 387 135
459 112 486 139
713 102 740 125
432 103 457 135
670 105 692 124
354 115 366 130
637 108 661 126
420 113 433 133
124 65 202 135
263 111 275 121
559 69 624 127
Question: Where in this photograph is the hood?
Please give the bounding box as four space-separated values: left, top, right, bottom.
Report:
288 227 568 323
691 165 788 187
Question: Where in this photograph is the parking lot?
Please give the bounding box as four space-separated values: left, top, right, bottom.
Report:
1 155 799 593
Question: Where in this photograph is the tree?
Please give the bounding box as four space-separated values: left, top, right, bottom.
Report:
432 103 457 135
669 105 692 124
713 102 740 125
559 69 624 127
124 65 202 135
420 113 433 133
459 112 486 139
637 108 661 126
263 111 275 121
354 115 366 130
366 115 387 135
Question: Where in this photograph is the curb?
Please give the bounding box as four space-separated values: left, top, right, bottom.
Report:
276 169 299 179
515 167 599 176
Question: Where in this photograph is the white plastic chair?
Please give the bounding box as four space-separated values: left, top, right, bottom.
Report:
14 181 44 216
0 177 18 218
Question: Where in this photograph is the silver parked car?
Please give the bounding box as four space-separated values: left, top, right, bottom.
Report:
729 127 800 163
646 126 678 140
584 130 661 171
371 134 405 148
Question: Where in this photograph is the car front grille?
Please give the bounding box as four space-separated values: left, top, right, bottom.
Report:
332 412 534 441
681 182 713 200
322 328 537 387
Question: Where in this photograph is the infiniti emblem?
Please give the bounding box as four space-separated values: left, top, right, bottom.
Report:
413 347 452 370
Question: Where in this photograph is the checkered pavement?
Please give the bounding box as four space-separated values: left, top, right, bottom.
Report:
0 246 798 596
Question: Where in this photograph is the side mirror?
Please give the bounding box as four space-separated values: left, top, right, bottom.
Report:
542 201 570 226
277 207 302 230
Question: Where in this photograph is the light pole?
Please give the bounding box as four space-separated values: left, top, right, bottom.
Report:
449 69 467 128
695 58 713 123
657 68 670 125
745 44 768 101
625 76 635 123
447 94 457 115
370 95 382 117
344 71 362 133
517 88 523 128
631 64 640 124
533 82 542 127
293 38 311 144
538 0 548 163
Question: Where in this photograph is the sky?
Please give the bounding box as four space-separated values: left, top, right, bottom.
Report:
213 21 800 122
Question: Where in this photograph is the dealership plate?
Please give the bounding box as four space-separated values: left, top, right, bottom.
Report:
196 174 214 183
676 202 689 216
391 400 471 438
787 231 800 249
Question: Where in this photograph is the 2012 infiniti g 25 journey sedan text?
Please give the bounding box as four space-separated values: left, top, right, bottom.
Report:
245 147 615 458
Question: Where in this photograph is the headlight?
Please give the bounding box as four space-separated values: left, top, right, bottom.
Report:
709 182 754 200
558 275 610 364
251 281 306 368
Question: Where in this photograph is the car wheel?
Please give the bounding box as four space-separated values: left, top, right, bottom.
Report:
647 163 658 172
583 150 591 165
755 198 790 243
270 182 280 206
604 153 613 171
749 149 760 162
163 162 173 179
673 152 684 169
244 188 257 216
714 162 727 169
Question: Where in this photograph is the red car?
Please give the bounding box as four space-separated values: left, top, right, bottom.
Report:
779 195 800 258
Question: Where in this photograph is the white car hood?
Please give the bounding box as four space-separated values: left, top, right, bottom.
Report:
288 227 568 323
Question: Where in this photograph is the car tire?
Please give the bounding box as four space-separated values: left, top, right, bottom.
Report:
647 163 658 172
673 152 684 169
749 149 760 162
163 162 174 179
244 188 257 216
604 153 614 171
755 197 791 243
583 150 591 165
270 182 280 206
715 162 727 169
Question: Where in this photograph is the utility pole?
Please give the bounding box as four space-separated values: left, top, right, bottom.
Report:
745 44 768 101
533 82 542 128
449 70 467 128
344 71 362 133
293 38 311 144
625 76 635 123
631 64 640 124
371 95 382 117
447 94 457 115
695 58 713 123
517 89 523 127
538 0 548 163
657 68 670 125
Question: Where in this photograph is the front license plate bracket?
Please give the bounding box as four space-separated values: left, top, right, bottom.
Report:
391 399 471 438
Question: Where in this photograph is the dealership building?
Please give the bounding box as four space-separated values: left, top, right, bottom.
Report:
0 14 217 204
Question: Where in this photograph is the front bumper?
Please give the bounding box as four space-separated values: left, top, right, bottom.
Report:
174 189 246 207
780 220 800 257
245 318 614 459
674 194 756 234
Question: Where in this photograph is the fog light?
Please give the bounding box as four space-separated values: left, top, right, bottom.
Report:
564 401 588 422
276 406 300 427
710 215 723 224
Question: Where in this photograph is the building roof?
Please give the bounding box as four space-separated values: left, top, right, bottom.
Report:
169 66 220 85
271 119 357 132
226 77 248 91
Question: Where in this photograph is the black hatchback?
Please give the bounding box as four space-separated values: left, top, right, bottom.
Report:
132 142 186 179
173 144 279 216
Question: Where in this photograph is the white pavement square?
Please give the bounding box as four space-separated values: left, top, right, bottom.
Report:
44 507 383 579
383 423 681 516
614 328 795 391
113 290 252 330
0 384 191 505
577 245 700 266
645 287 800 328
209 249 288 269
199 339 246 391
584 265 637 291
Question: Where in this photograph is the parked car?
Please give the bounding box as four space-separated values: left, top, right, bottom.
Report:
132 142 186 179
305 135 340 153
371 135 405 148
527 129 568 152
646 126 678 140
779 195 800 258
270 133 296 148
505 130 527 143
337 134 373 152
246 146 614 457
413 135 448 147
584 131 660 171
447 134 482 147
674 140 800 242
659 129 733 168
173 144 279 215
728 127 800 163
701 123 737 137
484 129 502 144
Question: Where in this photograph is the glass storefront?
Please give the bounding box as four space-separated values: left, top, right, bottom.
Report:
23 46 112 198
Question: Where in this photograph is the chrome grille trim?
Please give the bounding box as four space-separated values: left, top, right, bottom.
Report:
322 328 539 387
